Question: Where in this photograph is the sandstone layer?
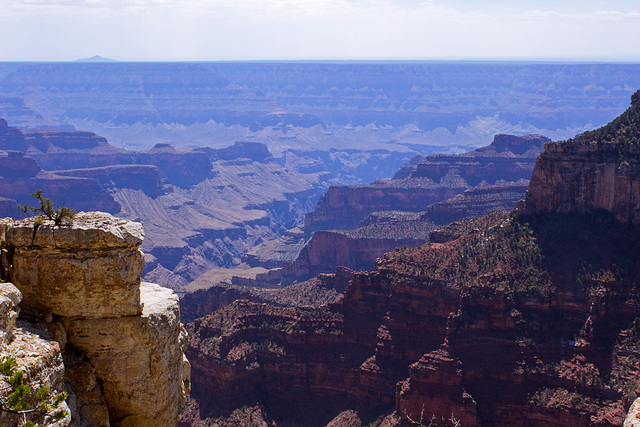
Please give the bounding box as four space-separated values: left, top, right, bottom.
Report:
1 212 190 427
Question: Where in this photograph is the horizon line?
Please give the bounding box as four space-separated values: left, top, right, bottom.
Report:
3 57 640 64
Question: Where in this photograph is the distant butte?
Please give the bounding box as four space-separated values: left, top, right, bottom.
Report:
75 55 118 62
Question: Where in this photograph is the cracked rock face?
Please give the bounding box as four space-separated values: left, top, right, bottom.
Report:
0 281 21 345
5 212 144 319
62 282 190 426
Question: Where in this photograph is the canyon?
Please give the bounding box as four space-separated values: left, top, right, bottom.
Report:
183 91 640 426
0 117 416 291
238 133 548 289
3 62 640 426
1 62 639 154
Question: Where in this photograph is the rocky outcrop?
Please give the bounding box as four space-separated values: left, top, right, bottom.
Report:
1 212 190 427
55 165 170 198
0 196 24 219
393 134 548 180
136 145 212 188
304 181 462 232
179 267 352 324
524 91 640 223
0 150 121 214
280 219 435 283
0 150 41 178
524 141 640 223
213 141 272 162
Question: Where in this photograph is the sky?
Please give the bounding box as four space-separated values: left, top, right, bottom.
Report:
1 0 640 61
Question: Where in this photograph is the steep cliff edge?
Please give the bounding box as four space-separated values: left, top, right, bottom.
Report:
0 212 190 427
524 90 640 223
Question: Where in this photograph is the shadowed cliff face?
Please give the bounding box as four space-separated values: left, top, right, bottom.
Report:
186 211 640 427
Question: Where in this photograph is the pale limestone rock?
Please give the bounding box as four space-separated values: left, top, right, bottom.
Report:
0 282 21 345
5 211 144 249
625 397 640 427
64 353 110 427
6 212 144 318
2 212 189 426
62 282 190 427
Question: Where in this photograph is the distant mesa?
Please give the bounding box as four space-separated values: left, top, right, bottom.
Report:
75 55 118 62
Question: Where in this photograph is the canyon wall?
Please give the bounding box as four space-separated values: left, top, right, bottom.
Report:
524 92 640 223
0 212 190 427
187 211 639 426
249 134 546 285
184 93 640 426
304 133 547 233
525 142 640 223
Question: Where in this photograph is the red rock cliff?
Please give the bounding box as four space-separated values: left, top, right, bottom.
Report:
525 91 640 223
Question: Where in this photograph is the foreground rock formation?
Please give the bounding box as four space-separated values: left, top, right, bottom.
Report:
183 92 640 426
1 212 190 426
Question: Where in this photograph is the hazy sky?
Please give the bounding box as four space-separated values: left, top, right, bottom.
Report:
1 0 639 61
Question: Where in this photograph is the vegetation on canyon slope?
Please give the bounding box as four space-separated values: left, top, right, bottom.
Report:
568 89 640 146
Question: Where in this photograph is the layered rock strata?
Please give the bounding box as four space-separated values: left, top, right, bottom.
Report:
525 143 640 223
1 212 190 427
249 134 547 282
525 91 640 223
184 94 640 427
304 133 548 233
187 211 639 426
